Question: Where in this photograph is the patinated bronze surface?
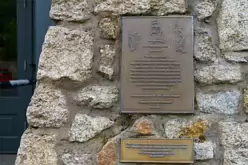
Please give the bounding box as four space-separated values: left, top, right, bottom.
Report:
120 138 194 163
121 16 194 114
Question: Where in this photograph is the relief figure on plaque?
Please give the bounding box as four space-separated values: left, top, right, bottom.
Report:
174 21 186 54
150 20 163 36
143 20 169 52
128 32 141 52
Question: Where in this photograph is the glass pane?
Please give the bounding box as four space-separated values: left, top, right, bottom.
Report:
0 0 18 97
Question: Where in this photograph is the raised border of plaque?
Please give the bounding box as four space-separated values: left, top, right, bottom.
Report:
120 138 194 164
120 16 194 114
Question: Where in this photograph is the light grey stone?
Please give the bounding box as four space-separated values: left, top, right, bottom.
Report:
95 0 187 15
151 0 187 15
74 85 118 109
164 119 188 138
197 89 241 114
194 31 216 62
220 122 248 164
217 0 248 51
37 26 94 83
50 0 90 22
224 149 248 165
99 45 116 67
194 142 214 160
220 122 248 148
27 83 69 128
69 114 114 142
95 0 151 15
99 17 119 39
195 62 242 84
98 66 114 80
224 52 248 63
15 130 57 165
98 45 116 80
195 1 215 21
61 153 94 165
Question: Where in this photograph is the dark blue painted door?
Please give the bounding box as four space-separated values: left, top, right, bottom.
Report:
0 0 53 153
34 0 54 68
0 0 34 153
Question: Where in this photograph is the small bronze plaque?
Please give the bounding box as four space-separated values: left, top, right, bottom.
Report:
120 138 194 163
121 16 194 114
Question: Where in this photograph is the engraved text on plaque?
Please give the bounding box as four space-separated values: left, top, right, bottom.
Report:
120 139 194 163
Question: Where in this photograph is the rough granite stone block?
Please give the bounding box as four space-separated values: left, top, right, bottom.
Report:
15 130 57 165
98 45 116 80
69 114 114 142
62 153 94 165
73 85 119 109
195 1 215 22
194 142 214 160
37 26 94 83
217 0 248 51
195 62 242 84
27 83 69 128
194 30 217 62
50 0 90 22
197 89 241 114
95 0 187 15
220 122 248 148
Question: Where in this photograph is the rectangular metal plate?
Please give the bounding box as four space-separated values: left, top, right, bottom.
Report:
121 16 194 114
120 138 194 164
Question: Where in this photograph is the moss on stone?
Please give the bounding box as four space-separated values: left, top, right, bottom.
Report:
243 89 248 113
179 120 209 142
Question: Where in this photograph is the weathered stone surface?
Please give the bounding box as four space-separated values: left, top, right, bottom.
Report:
133 117 153 135
37 26 94 82
195 63 242 84
194 30 216 62
99 18 119 39
151 0 187 15
197 90 241 114
95 0 187 15
15 130 57 165
95 0 150 15
220 122 248 164
224 149 248 165
61 153 94 165
164 118 188 138
98 139 117 165
217 0 248 51
27 83 69 128
195 1 215 21
99 45 116 67
224 52 248 63
244 89 248 113
98 66 114 80
50 0 90 22
69 114 114 142
194 142 214 160
74 85 118 109
220 122 248 148
98 45 116 80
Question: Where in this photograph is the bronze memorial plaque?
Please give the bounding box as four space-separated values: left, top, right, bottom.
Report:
120 138 194 163
121 16 194 114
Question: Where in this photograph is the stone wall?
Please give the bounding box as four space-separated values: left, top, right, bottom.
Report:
15 0 248 165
